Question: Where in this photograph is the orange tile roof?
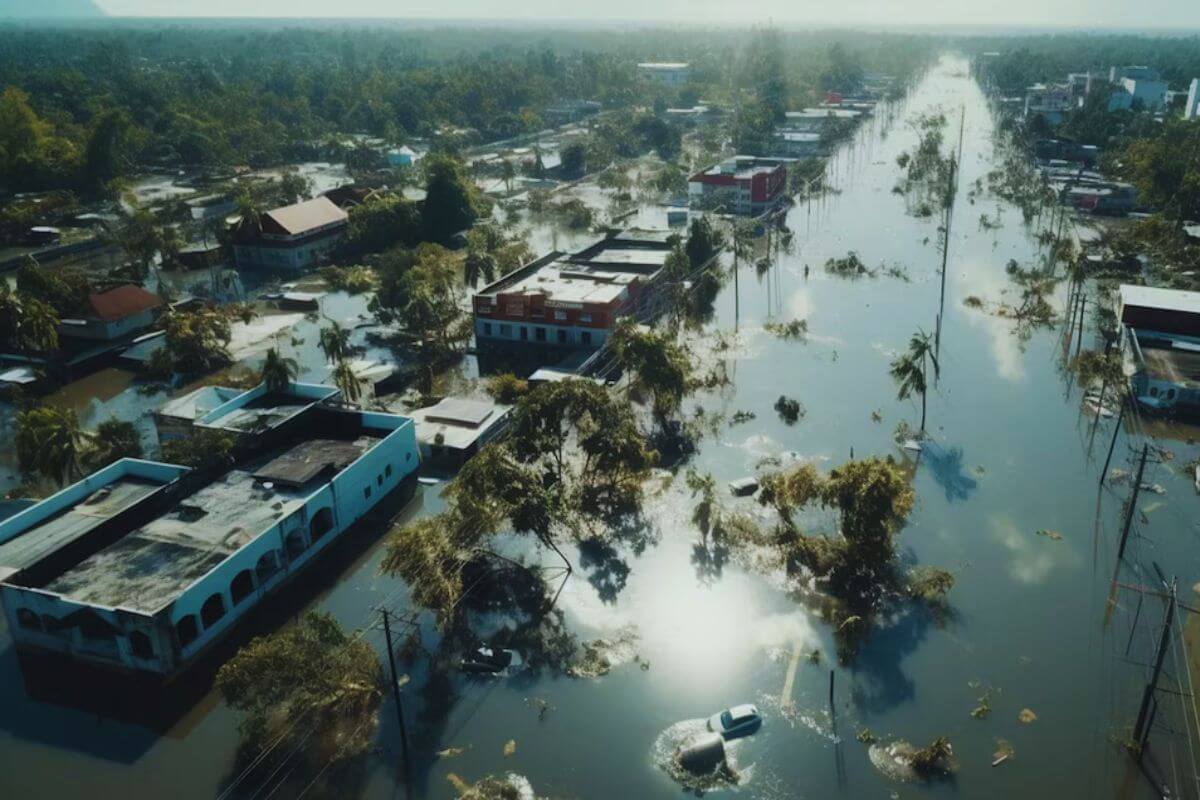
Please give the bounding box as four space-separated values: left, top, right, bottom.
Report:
88 285 162 322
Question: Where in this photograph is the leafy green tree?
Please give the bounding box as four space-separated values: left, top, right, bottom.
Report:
610 319 694 429
485 373 530 404
685 216 724 269
83 419 143 472
16 260 91 318
260 347 298 393
147 308 233 378
275 168 313 205
16 406 85 485
0 284 61 353
161 428 236 471
215 611 383 763
560 142 586 179
110 207 167 281
370 244 472 363
889 330 939 433
422 153 483 244
1119 119 1200 223
345 192 423 255
84 109 139 187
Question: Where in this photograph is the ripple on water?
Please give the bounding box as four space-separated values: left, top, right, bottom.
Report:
651 718 755 793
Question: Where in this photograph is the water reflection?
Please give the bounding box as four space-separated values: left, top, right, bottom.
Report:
920 441 979 502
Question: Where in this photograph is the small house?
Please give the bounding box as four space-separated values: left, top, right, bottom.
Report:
59 285 163 342
1120 284 1200 413
408 397 511 465
231 197 349 272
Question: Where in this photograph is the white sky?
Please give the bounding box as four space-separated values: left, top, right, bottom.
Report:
95 0 1200 29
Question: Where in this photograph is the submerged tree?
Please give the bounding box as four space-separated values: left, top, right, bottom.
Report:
610 319 694 432
83 419 143 472
216 611 384 766
889 329 939 433
318 319 352 364
161 428 236 471
147 308 233 378
332 358 362 404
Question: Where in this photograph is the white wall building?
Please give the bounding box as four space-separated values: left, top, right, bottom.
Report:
0 382 420 676
1185 79 1200 120
637 62 691 87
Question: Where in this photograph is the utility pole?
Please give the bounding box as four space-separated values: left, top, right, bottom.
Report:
1132 579 1178 756
1074 294 1087 360
380 608 411 782
1118 444 1150 561
1100 401 1127 485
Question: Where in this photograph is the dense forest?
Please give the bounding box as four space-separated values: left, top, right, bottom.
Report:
0 24 935 193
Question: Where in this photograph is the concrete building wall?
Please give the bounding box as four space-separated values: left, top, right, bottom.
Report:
476 317 610 349
59 309 157 342
1186 79 1200 120
233 230 345 272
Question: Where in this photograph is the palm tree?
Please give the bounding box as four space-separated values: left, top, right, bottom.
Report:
260 347 298 393
889 330 940 433
15 406 84 485
17 295 60 352
731 220 756 326
318 320 351 364
332 359 362 404
463 248 497 288
500 159 516 193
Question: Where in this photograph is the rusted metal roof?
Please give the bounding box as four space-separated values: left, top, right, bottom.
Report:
88 285 163 322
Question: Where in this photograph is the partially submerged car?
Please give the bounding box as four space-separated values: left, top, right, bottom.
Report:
460 645 515 674
707 704 762 739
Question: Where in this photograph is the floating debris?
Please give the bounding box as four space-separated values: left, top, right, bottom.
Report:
993 738 1015 767
971 691 992 719
1035 529 1063 541
730 410 757 426
568 626 640 678
764 319 809 340
857 728 878 744
871 410 884 423
1018 708 1038 724
774 395 805 425
438 746 468 759
526 697 553 721
503 739 517 756
653 719 746 793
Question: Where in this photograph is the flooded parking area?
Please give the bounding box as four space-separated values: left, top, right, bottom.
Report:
1 55 1198 800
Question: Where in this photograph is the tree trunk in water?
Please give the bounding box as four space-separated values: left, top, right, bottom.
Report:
920 391 927 433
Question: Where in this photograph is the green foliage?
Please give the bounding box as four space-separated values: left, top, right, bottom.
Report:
83 419 143 472
345 193 423 256
486 373 531 405
147 308 232 378
215 611 383 764
319 264 378 294
15 261 91 317
560 142 587 179
332 359 363 404
259 347 298 393
161 428 236 471
0 282 61 353
370 243 472 363
909 736 955 777
318 320 352 364
1117 119 1200 222
422 153 485 244
889 330 939 431
15 406 84 485
610 319 694 426
684 216 724 269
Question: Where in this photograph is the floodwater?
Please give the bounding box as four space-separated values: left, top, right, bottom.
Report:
3 54 1200 800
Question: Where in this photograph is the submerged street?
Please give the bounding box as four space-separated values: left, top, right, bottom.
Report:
2 54 1198 800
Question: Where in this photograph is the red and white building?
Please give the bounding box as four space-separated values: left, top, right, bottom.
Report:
688 156 789 216
472 231 673 350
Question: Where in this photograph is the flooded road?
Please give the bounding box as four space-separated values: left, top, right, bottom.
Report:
3 55 1199 800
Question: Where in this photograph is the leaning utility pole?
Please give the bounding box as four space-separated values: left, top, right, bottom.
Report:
1132 579 1178 756
1117 444 1150 561
380 608 411 783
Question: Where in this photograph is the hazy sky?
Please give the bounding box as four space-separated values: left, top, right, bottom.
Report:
95 0 1200 29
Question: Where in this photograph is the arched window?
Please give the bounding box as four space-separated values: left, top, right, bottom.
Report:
230 570 255 606
285 529 307 560
200 593 226 628
176 615 199 648
129 631 154 660
310 507 334 542
16 608 41 631
256 550 280 581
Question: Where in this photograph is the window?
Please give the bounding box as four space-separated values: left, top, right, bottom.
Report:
580 313 592 323
176 615 199 648
554 310 567 321
483 322 493 336
581 331 593 345
557 329 568 344
386 464 393 478
364 486 372 500
1150 387 1160 397
310 507 334 542
500 324 512 338
536 327 546 342
129 631 154 660
1168 389 1178 401
285 530 307 560
230 570 255 606
16 608 41 631
520 327 528 341
256 551 280 581
200 593 226 628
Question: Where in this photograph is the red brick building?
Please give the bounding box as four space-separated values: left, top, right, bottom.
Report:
688 156 790 216
472 231 673 350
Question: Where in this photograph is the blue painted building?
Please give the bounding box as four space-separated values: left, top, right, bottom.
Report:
0 383 420 676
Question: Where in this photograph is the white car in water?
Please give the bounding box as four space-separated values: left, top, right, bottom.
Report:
707 704 762 739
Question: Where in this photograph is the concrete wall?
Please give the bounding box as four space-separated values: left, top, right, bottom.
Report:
0 459 189 546
59 309 156 342
233 230 345 272
475 317 609 349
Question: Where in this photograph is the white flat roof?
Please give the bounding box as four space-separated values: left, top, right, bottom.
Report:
502 263 635 305
1120 284 1200 316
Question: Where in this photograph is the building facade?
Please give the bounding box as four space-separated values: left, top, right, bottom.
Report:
58 285 163 342
0 382 420 677
1120 285 1200 413
637 62 691 87
472 231 673 350
232 196 349 272
688 156 790 216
